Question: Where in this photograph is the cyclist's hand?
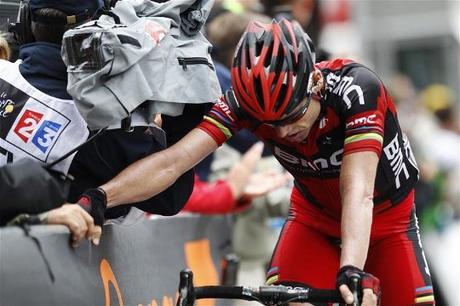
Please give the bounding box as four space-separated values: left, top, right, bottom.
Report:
339 285 377 306
77 188 107 227
336 265 381 306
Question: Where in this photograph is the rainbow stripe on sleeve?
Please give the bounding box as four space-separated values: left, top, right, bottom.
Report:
344 132 383 146
415 286 434 305
203 115 233 140
266 267 279 285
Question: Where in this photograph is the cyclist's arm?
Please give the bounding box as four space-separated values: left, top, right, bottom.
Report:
101 128 219 208
339 150 379 269
338 66 384 268
334 64 383 306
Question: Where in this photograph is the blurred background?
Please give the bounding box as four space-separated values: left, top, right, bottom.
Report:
1 0 458 304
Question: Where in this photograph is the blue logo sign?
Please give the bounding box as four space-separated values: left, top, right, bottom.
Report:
32 120 62 153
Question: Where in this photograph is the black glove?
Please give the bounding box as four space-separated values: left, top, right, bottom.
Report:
77 188 107 227
336 265 381 305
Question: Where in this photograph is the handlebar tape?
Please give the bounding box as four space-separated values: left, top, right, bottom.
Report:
308 288 344 303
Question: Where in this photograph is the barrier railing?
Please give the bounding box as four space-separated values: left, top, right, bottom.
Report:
0 213 232 306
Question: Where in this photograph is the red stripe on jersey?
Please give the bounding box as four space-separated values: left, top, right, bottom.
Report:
344 138 382 157
197 121 228 146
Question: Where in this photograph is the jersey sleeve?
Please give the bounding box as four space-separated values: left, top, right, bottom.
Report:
338 66 387 157
197 96 243 146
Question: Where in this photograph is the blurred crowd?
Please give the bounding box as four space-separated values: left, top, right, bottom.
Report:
1 0 458 305
389 76 459 305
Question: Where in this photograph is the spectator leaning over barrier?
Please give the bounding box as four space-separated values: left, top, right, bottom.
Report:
63 0 203 224
78 19 435 305
1 0 106 246
5 0 199 236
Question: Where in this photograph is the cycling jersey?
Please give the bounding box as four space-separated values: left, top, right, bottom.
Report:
198 59 433 305
199 58 419 219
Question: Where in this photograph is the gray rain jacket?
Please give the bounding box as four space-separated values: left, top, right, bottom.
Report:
62 0 220 129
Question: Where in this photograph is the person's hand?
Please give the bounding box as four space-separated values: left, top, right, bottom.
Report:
77 188 107 227
243 170 291 198
336 265 381 306
226 142 264 199
47 204 102 248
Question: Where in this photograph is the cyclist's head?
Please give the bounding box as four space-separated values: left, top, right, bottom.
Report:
231 18 316 125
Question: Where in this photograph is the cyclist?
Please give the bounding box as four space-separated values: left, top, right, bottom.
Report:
84 19 434 305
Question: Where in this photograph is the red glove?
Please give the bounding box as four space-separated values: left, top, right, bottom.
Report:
336 265 381 305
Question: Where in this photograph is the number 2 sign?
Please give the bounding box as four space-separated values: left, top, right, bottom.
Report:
12 108 63 155
13 109 43 143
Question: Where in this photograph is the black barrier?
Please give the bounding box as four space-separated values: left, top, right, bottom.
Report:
0 214 233 306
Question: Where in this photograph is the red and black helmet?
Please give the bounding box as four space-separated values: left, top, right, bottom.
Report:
231 19 316 124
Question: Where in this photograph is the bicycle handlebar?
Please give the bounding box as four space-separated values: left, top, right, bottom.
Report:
176 269 345 306
195 285 343 303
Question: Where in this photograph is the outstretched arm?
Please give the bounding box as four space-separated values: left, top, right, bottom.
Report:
100 128 219 208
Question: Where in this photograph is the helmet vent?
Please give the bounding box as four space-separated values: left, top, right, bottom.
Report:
255 40 264 57
290 50 298 73
274 83 287 112
245 46 251 69
272 40 285 71
264 43 274 67
272 59 285 89
253 75 265 111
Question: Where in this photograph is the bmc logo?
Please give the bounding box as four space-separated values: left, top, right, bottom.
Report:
274 146 343 172
325 73 365 109
13 109 62 153
346 114 376 129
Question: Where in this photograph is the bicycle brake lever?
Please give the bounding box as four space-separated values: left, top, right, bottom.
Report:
349 273 361 306
177 269 195 306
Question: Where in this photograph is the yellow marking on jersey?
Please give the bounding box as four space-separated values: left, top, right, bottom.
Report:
344 132 383 145
266 275 279 285
204 116 233 139
415 295 434 304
